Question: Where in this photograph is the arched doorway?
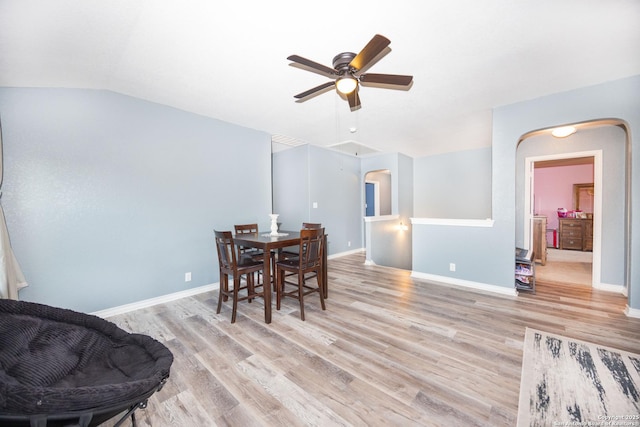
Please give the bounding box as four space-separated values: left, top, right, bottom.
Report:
364 169 391 217
516 120 630 296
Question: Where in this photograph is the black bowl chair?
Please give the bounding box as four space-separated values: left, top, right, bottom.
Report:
0 299 173 427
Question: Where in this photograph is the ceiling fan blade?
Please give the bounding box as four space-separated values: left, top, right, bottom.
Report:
346 89 361 111
287 55 337 76
359 73 413 87
349 34 391 71
293 81 336 99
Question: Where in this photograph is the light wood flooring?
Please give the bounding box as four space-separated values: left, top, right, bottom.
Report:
104 252 639 427
536 248 593 286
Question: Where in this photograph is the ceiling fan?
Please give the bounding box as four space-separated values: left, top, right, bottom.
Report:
287 34 413 111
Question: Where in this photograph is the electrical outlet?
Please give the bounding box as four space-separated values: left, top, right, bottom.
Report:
449 263 456 272
185 272 192 282
348 241 351 247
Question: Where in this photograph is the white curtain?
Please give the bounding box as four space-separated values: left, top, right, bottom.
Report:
0 117 28 299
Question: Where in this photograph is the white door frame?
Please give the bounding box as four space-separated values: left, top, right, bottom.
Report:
523 150 603 287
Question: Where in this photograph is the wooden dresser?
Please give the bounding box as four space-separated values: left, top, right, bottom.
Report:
559 217 593 251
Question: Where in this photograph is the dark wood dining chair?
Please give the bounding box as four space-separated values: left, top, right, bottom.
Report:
234 223 275 282
302 222 322 229
214 230 265 323
234 223 263 259
234 223 268 274
279 222 323 261
276 227 326 321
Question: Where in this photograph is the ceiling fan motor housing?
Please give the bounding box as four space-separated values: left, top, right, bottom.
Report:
333 52 357 75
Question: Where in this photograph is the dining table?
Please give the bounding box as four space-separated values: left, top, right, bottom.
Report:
232 230 328 324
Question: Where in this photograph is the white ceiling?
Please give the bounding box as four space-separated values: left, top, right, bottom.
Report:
1 0 639 158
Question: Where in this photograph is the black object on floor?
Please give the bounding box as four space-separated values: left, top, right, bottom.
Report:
0 299 173 427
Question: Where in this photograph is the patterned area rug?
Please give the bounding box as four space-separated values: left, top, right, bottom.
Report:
518 328 640 427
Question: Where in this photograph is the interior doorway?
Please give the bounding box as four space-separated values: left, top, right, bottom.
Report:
524 151 601 287
534 157 595 287
364 169 391 217
365 181 378 217
517 121 630 299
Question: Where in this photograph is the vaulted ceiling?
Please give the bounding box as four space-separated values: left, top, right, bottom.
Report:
1 1 639 158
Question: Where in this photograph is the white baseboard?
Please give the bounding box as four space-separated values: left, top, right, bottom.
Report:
92 283 219 318
91 249 364 319
593 282 627 295
411 271 518 297
625 306 640 319
328 248 364 260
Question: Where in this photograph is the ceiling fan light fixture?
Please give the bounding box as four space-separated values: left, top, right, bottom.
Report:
551 126 577 138
336 76 358 94
288 34 412 110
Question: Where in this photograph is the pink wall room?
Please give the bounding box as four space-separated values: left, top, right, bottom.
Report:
534 163 594 245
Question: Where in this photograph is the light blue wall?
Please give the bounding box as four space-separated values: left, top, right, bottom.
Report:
361 152 413 269
412 75 640 309
272 145 309 229
272 144 362 255
0 88 272 313
308 145 361 254
493 75 639 309
6 76 636 313
516 125 627 287
399 154 414 218
413 147 492 219
368 219 412 270
413 223 502 283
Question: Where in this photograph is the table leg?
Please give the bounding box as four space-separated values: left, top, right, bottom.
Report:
263 248 272 324
322 235 328 298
